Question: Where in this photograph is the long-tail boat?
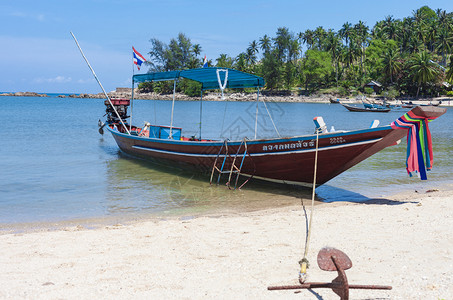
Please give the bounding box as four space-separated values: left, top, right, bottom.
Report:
97 67 446 188
341 103 391 112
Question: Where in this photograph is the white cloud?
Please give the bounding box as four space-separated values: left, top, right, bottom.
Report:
9 11 46 22
33 76 72 84
76 78 96 84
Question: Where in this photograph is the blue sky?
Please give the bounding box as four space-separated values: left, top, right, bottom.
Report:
1 0 452 94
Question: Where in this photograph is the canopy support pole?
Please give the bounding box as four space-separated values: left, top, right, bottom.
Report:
254 87 260 139
169 80 176 139
199 89 203 139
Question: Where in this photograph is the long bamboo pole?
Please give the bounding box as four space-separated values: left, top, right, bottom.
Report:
70 32 130 135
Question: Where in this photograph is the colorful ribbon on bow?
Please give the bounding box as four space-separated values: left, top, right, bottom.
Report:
391 110 438 180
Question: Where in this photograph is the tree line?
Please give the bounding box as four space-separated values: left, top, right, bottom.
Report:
141 6 453 98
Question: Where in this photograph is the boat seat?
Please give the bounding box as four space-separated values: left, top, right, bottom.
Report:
370 120 380 128
313 117 328 133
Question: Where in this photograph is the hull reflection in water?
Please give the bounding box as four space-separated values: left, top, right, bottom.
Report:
104 154 313 216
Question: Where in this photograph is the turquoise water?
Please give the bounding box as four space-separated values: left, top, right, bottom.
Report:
0 96 451 224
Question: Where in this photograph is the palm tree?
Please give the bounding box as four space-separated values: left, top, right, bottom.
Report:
398 18 413 54
313 26 327 50
192 44 202 57
247 40 259 59
274 27 291 62
407 50 441 97
339 22 352 47
435 27 453 66
425 19 438 52
371 21 385 40
235 53 247 72
354 20 369 76
412 9 428 48
287 38 300 62
302 29 315 50
382 47 401 84
259 34 271 54
216 54 234 68
407 35 424 54
324 31 341 84
446 56 453 82
245 47 257 67
382 16 398 40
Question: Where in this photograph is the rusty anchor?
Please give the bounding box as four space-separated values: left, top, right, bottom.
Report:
268 247 392 300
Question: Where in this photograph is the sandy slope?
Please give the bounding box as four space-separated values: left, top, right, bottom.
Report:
0 185 452 299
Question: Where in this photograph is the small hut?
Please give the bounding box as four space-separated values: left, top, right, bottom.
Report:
365 81 382 94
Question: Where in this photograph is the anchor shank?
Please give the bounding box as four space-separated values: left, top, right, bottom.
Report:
348 284 392 290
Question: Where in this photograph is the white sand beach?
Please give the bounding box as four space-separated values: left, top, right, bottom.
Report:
1 184 452 299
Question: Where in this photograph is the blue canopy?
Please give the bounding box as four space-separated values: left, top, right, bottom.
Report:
133 67 265 90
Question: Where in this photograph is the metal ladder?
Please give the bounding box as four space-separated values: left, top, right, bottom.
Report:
209 139 253 189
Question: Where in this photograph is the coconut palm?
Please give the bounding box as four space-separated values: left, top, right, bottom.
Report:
446 56 453 82
407 35 424 54
274 27 291 62
192 44 202 57
259 35 271 54
246 40 259 68
313 26 327 50
287 38 300 62
216 54 234 68
371 21 385 40
245 47 257 67
324 31 342 84
398 18 414 54
435 27 453 66
339 22 352 47
248 40 259 56
302 29 315 50
407 50 442 97
382 16 398 40
382 47 402 84
354 20 369 76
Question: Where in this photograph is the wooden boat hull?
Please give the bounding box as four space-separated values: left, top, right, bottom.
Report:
108 125 407 186
342 103 390 112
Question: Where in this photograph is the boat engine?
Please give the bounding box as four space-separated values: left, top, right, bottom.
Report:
104 98 130 123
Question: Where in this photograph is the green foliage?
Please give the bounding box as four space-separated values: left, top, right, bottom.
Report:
183 80 202 97
215 54 235 68
144 6 453 98
407 50 442 96
446 57 453 82
152 81 173 94
301 50 333 92
259 50 282 90
337 86 349 97
364 87 374 94
446 91 453 96
149 33 201 72
382 86 400 99
138 82 153 93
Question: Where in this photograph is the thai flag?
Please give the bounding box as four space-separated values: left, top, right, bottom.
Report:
203 55 208 68
132 46 147 70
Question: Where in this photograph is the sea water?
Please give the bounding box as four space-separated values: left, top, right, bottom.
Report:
0 96 451 224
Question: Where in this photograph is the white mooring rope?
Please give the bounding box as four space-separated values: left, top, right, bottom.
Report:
299 130 320 283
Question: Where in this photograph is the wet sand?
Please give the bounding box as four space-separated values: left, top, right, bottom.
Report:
0 184 452 299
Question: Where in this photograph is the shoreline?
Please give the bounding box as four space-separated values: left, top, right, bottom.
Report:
0 184 451 299
2 90 453 106
2 181 451 234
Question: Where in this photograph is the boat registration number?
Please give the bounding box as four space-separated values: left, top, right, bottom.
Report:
330 137 346 144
